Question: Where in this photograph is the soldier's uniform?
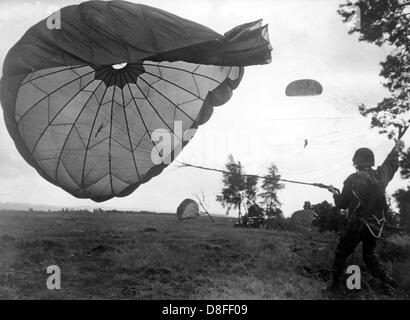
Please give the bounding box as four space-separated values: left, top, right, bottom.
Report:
331 148 399 289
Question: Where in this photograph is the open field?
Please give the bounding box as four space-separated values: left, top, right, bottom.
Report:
0 210 409 299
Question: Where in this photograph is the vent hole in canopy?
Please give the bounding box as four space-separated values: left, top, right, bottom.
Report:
112 63 128 70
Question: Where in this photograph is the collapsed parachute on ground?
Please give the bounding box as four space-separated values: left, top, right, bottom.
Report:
285 79 323 96
289 208 317 232
176 198 214 222
0 1 272 202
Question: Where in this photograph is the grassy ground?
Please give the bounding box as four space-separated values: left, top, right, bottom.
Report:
0 210 409 299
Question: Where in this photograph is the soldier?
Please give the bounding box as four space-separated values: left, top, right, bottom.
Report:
327 140 403 293
303 201 312 211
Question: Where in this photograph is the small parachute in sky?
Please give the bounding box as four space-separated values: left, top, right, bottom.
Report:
228 154 236 165
285 79 323 97
0 1 272 202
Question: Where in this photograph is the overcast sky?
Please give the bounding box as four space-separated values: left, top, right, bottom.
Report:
0 0 408 216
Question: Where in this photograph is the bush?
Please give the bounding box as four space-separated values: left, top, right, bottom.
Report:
311 201 347 233
378 234 410 292
265 216 290 231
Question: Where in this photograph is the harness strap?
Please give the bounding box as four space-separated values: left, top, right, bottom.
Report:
351 190 385 239
365 218 385 239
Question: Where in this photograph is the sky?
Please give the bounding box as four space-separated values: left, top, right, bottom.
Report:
0 0 409 216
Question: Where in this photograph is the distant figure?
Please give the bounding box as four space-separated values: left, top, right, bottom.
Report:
304 139 308 149
303 201 312 210
326 141 402 294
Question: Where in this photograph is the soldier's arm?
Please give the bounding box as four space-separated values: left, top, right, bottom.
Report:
377 148 399 187
333 176 354 209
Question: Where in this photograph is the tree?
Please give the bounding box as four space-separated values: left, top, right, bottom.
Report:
393 187 410 231
216 159 258 220
387 145 410 231
266 207 284 219
338 0 410 139
339 0 410 231
393 148 410 231
399 147 410 178
312 201 347 233
259 164 284 215
244 175 259 203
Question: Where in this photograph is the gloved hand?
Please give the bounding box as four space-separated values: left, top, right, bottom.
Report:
327 185 340 195
393 139 404 153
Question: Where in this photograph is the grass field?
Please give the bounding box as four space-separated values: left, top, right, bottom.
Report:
0 210 409 299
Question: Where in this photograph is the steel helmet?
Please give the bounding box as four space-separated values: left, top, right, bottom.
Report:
352 148 375 167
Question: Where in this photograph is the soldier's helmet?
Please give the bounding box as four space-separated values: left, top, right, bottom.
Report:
303 201 311 210
352 147 375 167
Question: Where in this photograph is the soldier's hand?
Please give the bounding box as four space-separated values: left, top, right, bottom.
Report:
327 185 340 195
394 139 404 153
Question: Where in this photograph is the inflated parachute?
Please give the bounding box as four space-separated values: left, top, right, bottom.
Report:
176 198 214 222
285 79 323 96
176 199 200 221
289 209 317 232
0 1 272 202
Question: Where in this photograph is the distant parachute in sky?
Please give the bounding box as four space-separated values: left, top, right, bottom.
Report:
228 154 236 165
0 1 272 202
285 79 323 97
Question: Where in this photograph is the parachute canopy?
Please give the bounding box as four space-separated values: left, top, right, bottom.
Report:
285 79 323 97
176 199 200 221
0 1 272 202
289 209 317 232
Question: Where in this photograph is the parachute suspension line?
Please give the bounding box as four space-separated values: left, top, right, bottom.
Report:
176 162 332 190
194 193 215 222
398 125 409 140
